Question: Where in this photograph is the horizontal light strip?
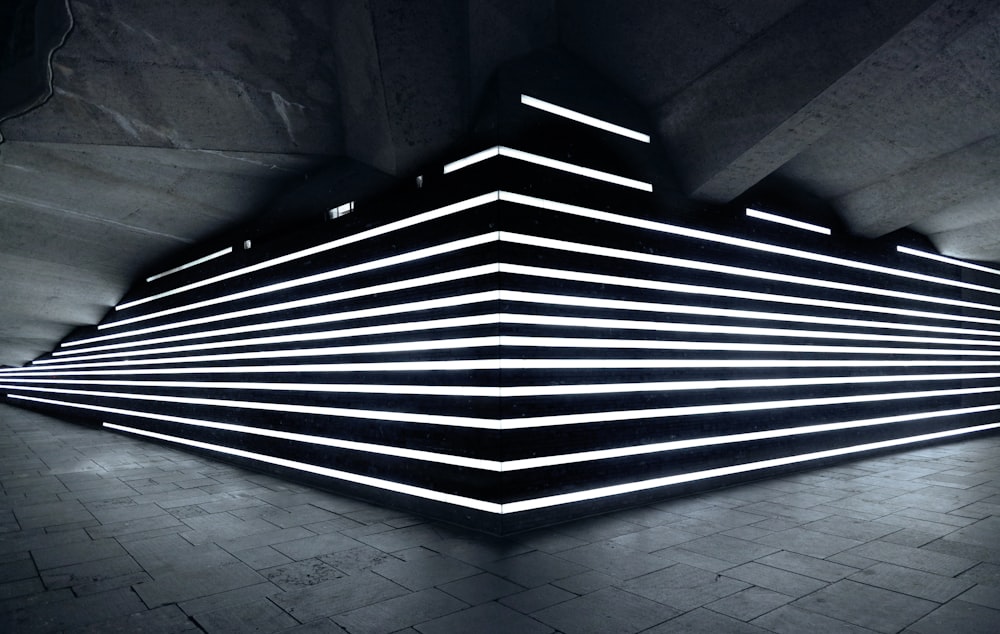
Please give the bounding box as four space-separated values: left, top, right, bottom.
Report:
504 403 1000 470
0 384 500 429
100 421 502 512
500 290 1000 339
502 263 1000 328
746 208 831 235
498 383 1000 429
145 247 233 283
500 231 1000 316
10 396 500 471
109 232 497 329
7 382 1000 431
443 147 653 192
6 358 997 378
499 192 1000 299
112 192 500 312
503 313 1000 348
61 264 500 350
8 371 998 398
520 94 651 143
51 312 497 363
52 291 498 359
3 378 499 397
898 246 1000 277
504 421 1000 513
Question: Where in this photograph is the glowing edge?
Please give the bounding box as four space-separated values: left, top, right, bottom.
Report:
442 147 653 192
102 422 502 513
113 192 500 312
145 247 233 283
746 208 831 235
898 246 1000 277
520 94 651 143
503 421 1000 513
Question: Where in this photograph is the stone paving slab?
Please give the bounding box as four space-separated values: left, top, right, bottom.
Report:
3 404 1000 633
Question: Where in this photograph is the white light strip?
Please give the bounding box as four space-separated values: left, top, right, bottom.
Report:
112 192 500 312
7 382 1000 431
898 246 1000 277
502 312 1000 349
500 231 1000 315
145 247 233 283
746 208 831 235
109 233 498 329
503 422 1000 513
499 289 1000 339
9 395 499 470
6 358 997 378
53 291 498 359
0 384 500 429
101 422 502 512
61 264 500 349
7 371 998 398
502 263 1000 328
520 95 651 143
497 382 1000 429
443 147 653 192
503 403 1000 470
4 377 500 397
499 192 1000 299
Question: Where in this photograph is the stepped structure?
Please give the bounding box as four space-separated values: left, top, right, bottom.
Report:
4 60 1000 533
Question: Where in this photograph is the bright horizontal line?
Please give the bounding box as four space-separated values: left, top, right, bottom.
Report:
499 289 1000 339
503 421 1000 512
499 383 1000 429
107 233 498 329
145 247 233 283
443 147 653 192
503 403 1000 470
898 246 1000 277
500 192 1000 301
0 384 500 429
746 208 831 235
499 231 1000 316
10 395 499 470
5 359 997 378
501 312 1000 348
101 421 502 512
8 371 998 398
500 263 1000 328
520 94 651 142
109 192 500 314
60 264 500 350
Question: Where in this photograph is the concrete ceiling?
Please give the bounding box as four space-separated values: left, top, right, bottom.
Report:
1 0 999 368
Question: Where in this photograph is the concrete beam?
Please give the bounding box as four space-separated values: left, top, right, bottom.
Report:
658 0 981 203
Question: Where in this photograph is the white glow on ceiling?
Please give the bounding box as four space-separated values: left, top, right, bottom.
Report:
112 192 500 312
520 94 651 142
145 247 233 283
746 208 831 235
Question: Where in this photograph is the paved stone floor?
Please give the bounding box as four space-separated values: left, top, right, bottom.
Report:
1 404 999 633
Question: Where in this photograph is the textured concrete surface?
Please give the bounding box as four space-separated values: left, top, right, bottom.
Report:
2 403 999 632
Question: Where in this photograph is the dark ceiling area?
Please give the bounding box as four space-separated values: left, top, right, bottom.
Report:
1 0 999 369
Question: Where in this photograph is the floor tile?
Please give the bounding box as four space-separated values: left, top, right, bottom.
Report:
415 601 551 634
332 588 466 634
194 599 297 633
849 561 975 602
905 599 1000 634
533 586 677 634
706 585 794 621
623 562 749 611
373 554 478 591
751 604 878 634
791 579 937 632
645 607 769 633
270 570 408 621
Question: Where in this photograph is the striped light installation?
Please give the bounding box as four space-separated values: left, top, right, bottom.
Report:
4 91 1000 533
